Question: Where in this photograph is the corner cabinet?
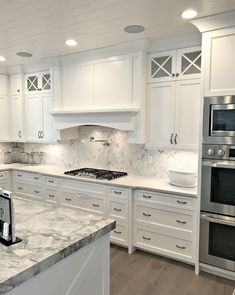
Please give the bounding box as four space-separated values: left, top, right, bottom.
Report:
146 79 201 149
203 27 235 96
148 46 201 83
25 71 56 143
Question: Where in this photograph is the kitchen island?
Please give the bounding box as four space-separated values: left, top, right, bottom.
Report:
0 197 115 295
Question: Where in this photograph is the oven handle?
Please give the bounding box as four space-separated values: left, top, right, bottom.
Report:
201 213 235 227
202 161 235 169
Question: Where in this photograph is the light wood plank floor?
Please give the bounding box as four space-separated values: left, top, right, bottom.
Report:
110 245 235 295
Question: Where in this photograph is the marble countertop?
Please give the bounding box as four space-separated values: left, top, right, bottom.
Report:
0 197 115 294
0 164 197 197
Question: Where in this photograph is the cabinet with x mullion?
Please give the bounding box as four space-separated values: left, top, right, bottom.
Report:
25 71 56 143
147 46 201 83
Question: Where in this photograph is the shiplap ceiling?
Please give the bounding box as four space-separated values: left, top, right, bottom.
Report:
1 0 235 66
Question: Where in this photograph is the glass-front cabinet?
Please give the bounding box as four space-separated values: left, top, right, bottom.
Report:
26 71 51 94
148 46 201 83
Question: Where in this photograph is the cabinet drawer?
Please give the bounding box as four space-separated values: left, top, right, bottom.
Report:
134 226 193 260
45 187 59 204
45 176 59 187
13 182 43 200
0 181 10 190
134 203 193 232
90 197 106 215
61 179 106 194
109 187 129 198
110 221 128 245
62 191 90 209
135 190 195 210
108 199 128 222
13 171 42 183
0 171 9 180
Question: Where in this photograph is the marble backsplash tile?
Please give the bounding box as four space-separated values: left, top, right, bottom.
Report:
0 126 198 178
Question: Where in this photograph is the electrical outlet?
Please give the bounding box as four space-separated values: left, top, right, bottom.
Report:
147 155 153 164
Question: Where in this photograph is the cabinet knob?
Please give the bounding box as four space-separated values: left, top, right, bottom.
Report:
38 131 41 139
142 236 151 241
176 73 179 77
172 73 175 77
170 133 173 144
18 130 22 138
41 131 44 139
176 245 186 250
17 89 20 93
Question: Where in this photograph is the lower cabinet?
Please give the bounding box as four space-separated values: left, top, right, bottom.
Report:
133 189 196 263
0 171 11 191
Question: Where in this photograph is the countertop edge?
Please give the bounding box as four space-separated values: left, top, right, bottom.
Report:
0 221 115 293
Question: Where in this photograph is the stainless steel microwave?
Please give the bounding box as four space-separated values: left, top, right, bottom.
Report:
203 96 235 144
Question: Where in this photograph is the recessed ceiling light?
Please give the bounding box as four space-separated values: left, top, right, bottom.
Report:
16 52 33 57
181 9 198 19
0 56 6 62
124 25 145 34
65 39 78 46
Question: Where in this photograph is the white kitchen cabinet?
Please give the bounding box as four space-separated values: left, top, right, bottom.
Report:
148 46 201 83
133 189 196 263
10 73 25 142
25 71 51 94
203 27 235 96
0 74 8 98
26 93 55 143
146 79 201 149
0 98 10 142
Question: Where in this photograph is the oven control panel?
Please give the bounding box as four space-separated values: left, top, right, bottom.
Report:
202 144 235 160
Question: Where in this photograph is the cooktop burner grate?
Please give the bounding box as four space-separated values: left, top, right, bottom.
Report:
64 168 128 180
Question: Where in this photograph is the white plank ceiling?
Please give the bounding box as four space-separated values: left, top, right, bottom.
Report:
1 0 235 66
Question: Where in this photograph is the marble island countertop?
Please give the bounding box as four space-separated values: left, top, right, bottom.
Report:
0 163 197 197
0 197 115 294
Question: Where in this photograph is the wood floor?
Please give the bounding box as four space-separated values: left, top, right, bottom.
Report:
110 245 235 295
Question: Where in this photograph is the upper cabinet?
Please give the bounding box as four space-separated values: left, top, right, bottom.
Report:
26 72 51 94
148 46 201 83
0 74 10 142
203 27 235 96
25 70 56 143
10 73 25 142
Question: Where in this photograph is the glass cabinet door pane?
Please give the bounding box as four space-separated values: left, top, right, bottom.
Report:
180 51 201 76
42 73 51 90
27 76 38 91
151 56 173 78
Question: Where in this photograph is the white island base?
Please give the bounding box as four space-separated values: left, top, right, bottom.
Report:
6 235 110 295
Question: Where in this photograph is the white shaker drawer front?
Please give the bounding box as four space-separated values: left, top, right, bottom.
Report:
134 204 193 232
13 171 27 181
134 227 193 260
45 177 59 187
109 187 129 198
14 182 43 200
45 187 59 204
135 190 195 210
13 171 42 183
0 171 9 180
29 184 43 198
89 197 106 215
61 190 90 210
0 181 10 190
108 200 128 222
110 221 128 245
61 179 106 194
28 173 42 183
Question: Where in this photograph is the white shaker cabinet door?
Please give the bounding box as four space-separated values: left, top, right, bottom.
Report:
42 94 56 142
11 97 24 141
10 74 22 96
146 82 175 148
26 95 43 142
203 27 235 96
174 79 201 149
61 63 93 109
0 98 10 141
93 56 132 106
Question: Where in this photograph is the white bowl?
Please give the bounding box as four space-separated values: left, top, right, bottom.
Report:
167 169 197 188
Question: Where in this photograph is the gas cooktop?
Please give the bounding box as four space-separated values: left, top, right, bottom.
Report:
64 168 128 180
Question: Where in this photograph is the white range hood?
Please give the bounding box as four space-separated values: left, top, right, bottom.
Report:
50 107 139 131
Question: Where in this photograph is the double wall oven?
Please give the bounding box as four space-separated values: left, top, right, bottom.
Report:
200 96 235 272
